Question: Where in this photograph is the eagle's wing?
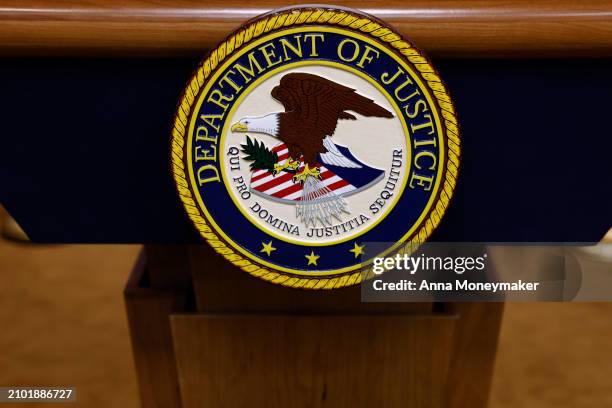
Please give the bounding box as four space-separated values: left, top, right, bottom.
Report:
319 137 362 168
271 72 394 138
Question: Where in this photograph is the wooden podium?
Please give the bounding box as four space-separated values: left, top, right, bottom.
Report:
3 1 611 407
125 245 503 408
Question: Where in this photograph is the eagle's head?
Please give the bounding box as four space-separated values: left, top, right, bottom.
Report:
230 113 280 137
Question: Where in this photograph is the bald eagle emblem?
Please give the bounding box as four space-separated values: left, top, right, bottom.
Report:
231 73 394 226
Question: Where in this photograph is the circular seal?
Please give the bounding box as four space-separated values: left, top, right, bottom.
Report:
171 6 460 289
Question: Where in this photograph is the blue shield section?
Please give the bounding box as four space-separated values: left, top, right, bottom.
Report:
317 144 386 195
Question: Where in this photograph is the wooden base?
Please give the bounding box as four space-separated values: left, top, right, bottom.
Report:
125 245 503 408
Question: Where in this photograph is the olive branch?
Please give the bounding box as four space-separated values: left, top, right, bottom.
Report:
240 136 280 172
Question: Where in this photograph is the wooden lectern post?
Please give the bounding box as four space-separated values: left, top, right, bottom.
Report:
125 245 503 408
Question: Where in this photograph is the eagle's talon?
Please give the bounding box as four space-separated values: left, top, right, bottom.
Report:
273 158 299 175
292 164 321 184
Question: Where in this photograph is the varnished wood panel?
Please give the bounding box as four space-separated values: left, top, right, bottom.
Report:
2 1 612 57
124 252 185 408
145 245 194 291
445 302 505 408
188 244 433 314
171 314 456 408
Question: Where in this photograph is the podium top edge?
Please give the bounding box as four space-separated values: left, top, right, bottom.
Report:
2 1 612 57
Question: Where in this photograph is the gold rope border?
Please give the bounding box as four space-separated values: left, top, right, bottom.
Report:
170 7 461 290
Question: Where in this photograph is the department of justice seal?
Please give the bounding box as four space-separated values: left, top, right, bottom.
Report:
171 6 460 289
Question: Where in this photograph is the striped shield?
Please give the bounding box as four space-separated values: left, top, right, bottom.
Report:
249 142 385 203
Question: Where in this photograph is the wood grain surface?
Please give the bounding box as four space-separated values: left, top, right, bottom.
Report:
0 238 610 408
124 253 186 408
188 244 433 314
2 1 612 57
446 303 505 408
171 313 456 408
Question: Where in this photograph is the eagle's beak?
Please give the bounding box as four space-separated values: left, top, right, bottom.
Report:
231 122 248 132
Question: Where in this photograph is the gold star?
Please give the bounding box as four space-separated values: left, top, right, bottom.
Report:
305 250 320 266
349 242 365 258
260 241 276 256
